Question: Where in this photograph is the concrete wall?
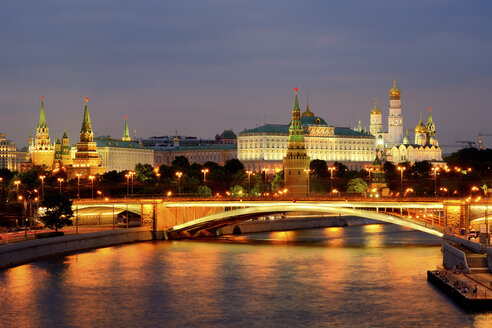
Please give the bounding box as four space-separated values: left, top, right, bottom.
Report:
219 215 379 235
442 242 470 273
443 233 483 253
0 228 152 270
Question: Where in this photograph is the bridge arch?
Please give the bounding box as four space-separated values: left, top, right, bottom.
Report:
168 204 443 237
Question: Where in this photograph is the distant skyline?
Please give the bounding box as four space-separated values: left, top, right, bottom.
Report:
1 1 492 152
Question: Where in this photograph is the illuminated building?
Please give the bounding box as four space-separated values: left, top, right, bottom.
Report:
29 97 55 168
238 91 376 172
67 98 106 180
283 87 310 196
0 133 17 171
154 144 236 166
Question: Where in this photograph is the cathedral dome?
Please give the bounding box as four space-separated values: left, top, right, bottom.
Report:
414 113 427 134
301 104 315 117
389 78 401 96
370 97 381 115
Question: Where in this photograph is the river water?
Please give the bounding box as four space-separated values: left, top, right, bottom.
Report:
1 223 491 328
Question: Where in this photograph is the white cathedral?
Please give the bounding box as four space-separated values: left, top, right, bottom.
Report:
369 78 443 164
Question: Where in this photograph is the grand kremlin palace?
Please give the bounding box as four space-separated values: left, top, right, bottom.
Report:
238 104 376 172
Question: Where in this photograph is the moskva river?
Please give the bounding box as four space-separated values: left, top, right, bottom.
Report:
1 223 491 327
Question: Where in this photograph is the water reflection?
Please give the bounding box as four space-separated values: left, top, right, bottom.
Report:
0 225 490 327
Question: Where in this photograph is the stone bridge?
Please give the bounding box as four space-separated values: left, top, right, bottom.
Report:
71 198 491 239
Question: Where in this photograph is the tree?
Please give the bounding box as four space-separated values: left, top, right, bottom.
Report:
310 160 328 178
333 162 347 177
197 185 212 197
271 171 284 192
172 156 190 170
135 163 154 182
230 185 245 197
224 159 244 174
39 193 74 232
346 178 368 193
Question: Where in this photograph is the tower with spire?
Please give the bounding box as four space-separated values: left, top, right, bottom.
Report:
30 97 55 168
283 87 310 196
426 107 436 143
122 115 131 141
67 98 105 180
369 97 383 136
387 76 404 148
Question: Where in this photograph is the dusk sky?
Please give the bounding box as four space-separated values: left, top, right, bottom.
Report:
1 1 492 153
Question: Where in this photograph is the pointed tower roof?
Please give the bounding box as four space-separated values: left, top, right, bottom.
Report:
56 137 61 144
122 115 130 141
38 96 47 128
288 87 305 143
63 129 68 139
80 97 93 134
373 153 381 166
293 87 300 111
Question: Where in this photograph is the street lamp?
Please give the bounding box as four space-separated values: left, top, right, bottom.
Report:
328 166 336 192
57 178 64 195
432 167 440 197
201 168 209 183
439 187 448 197
125 173 130 197
130 171 135 196
397 166 406 196
14 180 21 201
89 175 95 199
75 173 81 199
0 177 3 198
304 169 311 196
39 175 45 201
262 168 270 188
175 171 183 197
245 170 253 195
365 167 373 181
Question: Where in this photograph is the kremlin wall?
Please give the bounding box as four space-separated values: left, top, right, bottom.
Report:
2 79 443 194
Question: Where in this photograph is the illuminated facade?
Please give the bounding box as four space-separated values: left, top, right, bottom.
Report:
154 144 237 167
30 98 55 168
0 133 17 171
238 93 376 172
283 88 310 196
67 99 106 180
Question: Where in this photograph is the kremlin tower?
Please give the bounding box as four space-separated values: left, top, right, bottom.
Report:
67 98 105 180
30 97 55 168
122 115 131 141
283 87 310 196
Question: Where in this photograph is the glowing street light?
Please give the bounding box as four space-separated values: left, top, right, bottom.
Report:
39 175 45 201
431 167 440 197
397 166 406 196
365 167 374 181
89 175 95 199
14 180 21 201
304 169 311 196
201 168 209 183
75 173 81 199
328 166 336 192
57 178 64 195
245 170 253 195
175 171 183 197
125 173 130 197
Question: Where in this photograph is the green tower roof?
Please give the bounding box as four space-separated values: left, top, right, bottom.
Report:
62 129 68 139
293 88 300 110
80 98 93 134
38 97 47 128
123 115 130 140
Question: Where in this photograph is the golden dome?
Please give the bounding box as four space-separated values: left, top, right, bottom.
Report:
414 112 427 134
389 77 401 96
370 97 381 115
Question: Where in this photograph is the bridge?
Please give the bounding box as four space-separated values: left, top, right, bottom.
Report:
71 197 490 239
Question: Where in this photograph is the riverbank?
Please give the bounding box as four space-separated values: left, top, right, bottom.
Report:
218 215 380 235
0 228 152 270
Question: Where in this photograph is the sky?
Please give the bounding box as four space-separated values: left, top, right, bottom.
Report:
1 0 492 153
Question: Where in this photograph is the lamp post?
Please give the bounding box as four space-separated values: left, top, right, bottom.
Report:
0 177 3 198
57 178 64 195
125 173 130 197
201 168 209 183
304 169 311 197
397 166 406 197
262 168 270 191
130 171 135 196
432 167 440 197
245 170 253 195
175 171 183 197
328 166 336 192
39 175 45 201
89 175 95 199
75 173 81 199
14 180 21 201
366 167 373 182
